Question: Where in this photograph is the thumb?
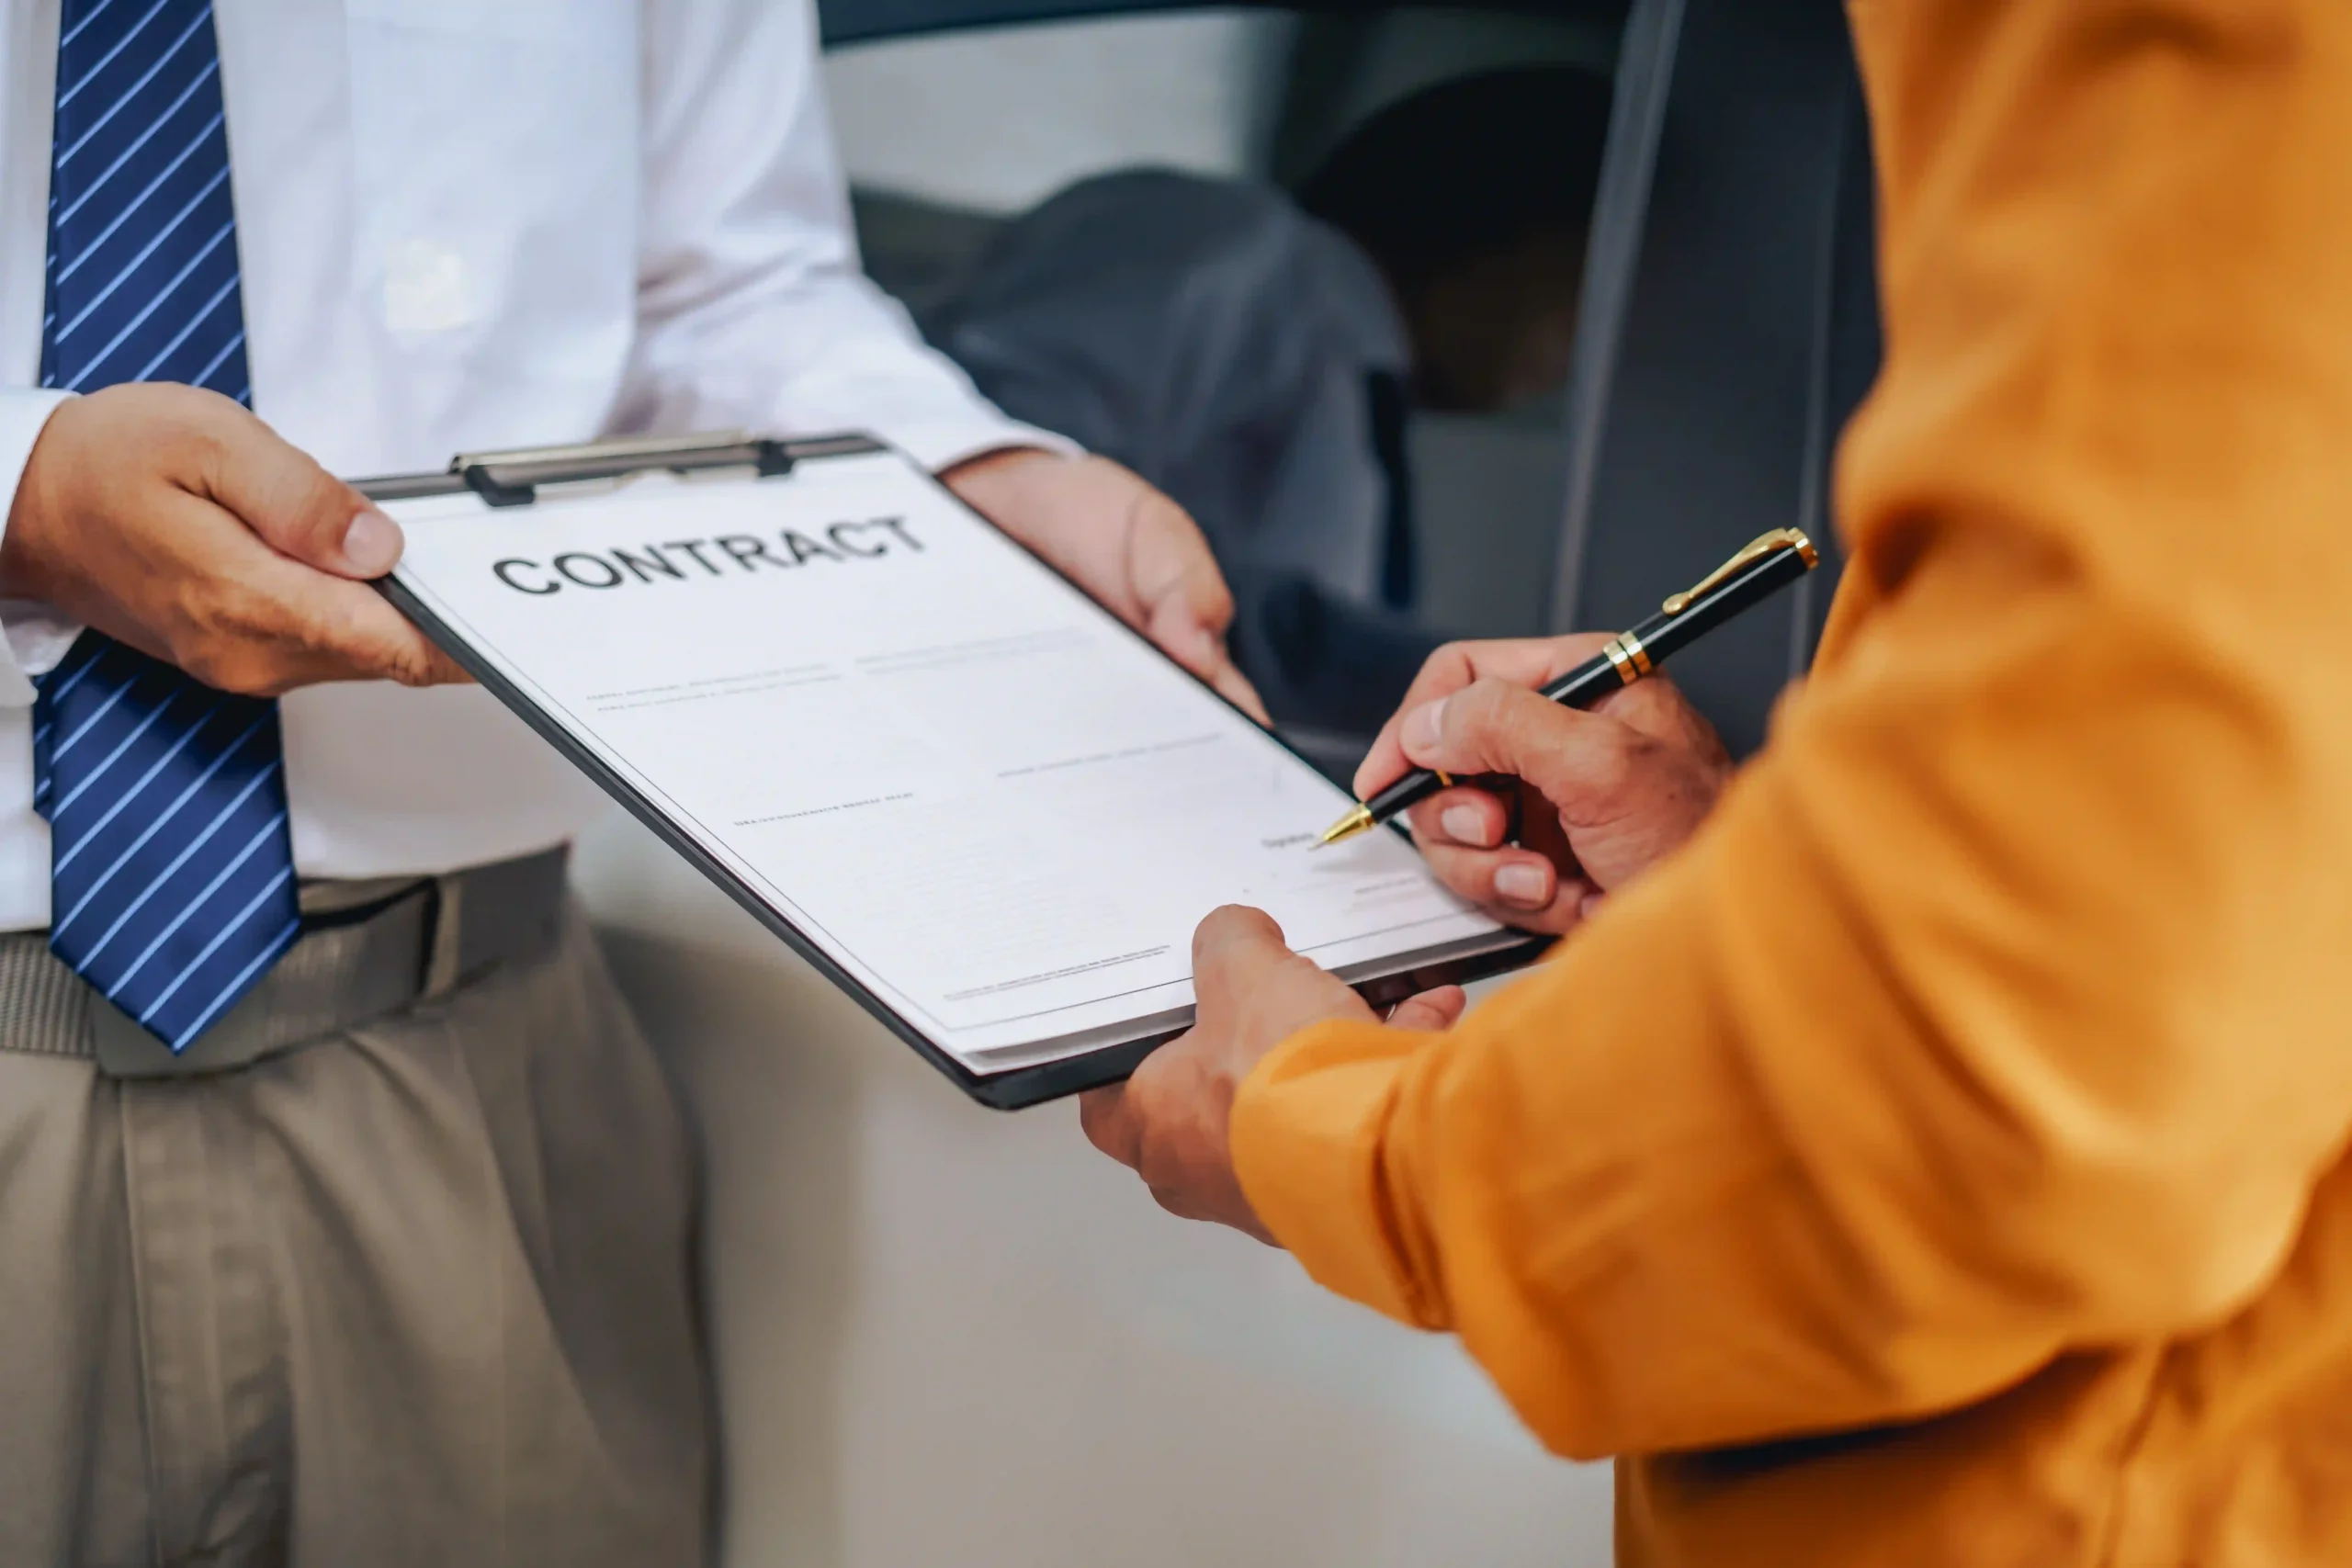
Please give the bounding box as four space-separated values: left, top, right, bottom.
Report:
1191 903 1372 1035
1399 679 1643 818
1191 904 1295 1002
200 406 405 580
1386 986 1468 1032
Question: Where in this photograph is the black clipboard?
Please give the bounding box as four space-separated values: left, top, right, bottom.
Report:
356 433 1548 1109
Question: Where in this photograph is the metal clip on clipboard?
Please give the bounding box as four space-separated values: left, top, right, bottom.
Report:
353 430 886 508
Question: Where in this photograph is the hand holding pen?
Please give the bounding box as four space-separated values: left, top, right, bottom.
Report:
1323 529 1818 931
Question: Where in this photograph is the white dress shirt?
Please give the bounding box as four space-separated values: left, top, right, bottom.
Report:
0 0 1063 931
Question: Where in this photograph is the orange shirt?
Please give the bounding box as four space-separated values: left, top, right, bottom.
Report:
1228 1 2352 1562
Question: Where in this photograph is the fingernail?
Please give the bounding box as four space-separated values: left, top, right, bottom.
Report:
1402 697 1447 759
1494 863 1551 908
340 508 401 576
1440 806 1489 846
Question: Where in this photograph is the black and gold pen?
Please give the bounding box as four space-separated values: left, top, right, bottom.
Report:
1316 527 1821 848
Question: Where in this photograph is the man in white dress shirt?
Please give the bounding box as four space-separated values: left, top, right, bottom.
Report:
0 1 1254 1562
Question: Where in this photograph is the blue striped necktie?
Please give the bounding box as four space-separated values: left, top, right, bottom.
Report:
34 0 300 1050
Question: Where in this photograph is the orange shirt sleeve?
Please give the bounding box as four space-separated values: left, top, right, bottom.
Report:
1231 0 2352 1461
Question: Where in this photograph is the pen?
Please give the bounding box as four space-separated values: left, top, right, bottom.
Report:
1316 527 1821 849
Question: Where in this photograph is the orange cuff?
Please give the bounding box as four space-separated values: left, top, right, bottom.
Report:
1230 1018 1450 1331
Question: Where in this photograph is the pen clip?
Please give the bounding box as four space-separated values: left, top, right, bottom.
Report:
1661 528 1819 615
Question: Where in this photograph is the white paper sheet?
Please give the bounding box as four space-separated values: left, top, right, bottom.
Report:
385 450 1513 1072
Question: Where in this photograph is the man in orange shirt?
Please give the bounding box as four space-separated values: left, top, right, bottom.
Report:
1080 0 2352 1561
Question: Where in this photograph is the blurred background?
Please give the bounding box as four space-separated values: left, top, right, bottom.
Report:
831 4 1623 774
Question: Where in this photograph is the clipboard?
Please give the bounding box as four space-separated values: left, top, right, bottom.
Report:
356 433 1547 1109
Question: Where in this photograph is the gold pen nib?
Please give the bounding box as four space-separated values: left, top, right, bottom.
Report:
1315 802 1376 850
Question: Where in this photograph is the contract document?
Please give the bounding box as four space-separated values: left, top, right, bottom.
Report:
371 437 1537 1106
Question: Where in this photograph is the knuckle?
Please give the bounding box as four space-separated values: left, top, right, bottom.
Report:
274 468 357 550
209 434 350 551
164 636 219 685
166 581 323 695
1418 843 1480 886
1078 1092 1123 1157
175 641 276 696
1645 671 1690 707
1127 1125 1168 1189
1621 675 1689 727
1431 861 1486 903
166 577 237 637
1200 576 1236 628
1587 729 1654 807
89 384 211 469
376 638 439 688
1442 874 1493 909
1453 678 1515 738
191 581 285 648
161 387 241 455
1423 641 1476 686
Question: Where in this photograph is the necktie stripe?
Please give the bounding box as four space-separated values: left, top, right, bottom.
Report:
130 269 237 381
51 684 184 812
49 661 170 777
52 705 255 887
92 788 284 988
38 635 118 728
136 862 297 1031
172 909 300 1042
53 163 226 340
54 0 179 111
40 0 295 1050
47 654 149 762
60 202 229 358
111 805 287 998
60 91 220 254
42 637 108 700
55 8 210 173
66 220 235 390
60 739 277 951
61 0 123 51
188 326 244 388
49 683 220 839
52 698 218 839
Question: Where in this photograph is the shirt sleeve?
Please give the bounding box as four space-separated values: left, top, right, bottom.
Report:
1230 0 2352 1461
0 389 78 706
620 0 1076 472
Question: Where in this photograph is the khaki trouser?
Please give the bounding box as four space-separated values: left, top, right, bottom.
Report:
0 893 708 1566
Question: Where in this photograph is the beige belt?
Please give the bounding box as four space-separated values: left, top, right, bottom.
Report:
0 845 570 1077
